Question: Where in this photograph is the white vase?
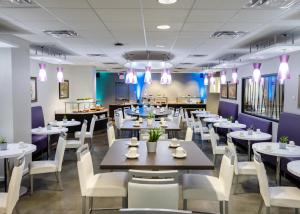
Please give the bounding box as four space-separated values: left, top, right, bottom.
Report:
147 119 153 127
147 141 157 153
279 142 287 149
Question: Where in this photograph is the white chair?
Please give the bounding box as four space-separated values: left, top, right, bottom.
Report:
29 135 67 194
124 107 136 120
77 145 128 214
75 115 97 146
193 117 211 142
66 120 87 149
254 152 300 214
0 155 25 214
120 209 192 214
107 122 130 147
183 149 234 214
128 170 179 210
209 128 227 165
168 108 175 121
184 127 193 141
227 136 257 193
184 110 193 128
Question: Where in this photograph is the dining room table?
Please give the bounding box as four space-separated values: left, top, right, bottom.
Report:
100 140 214 171
253 142 300 185
214 121 247 133
203 117 227 124
287 160 300 178
49 120 81 127
125 107 171 118
228 130 272 161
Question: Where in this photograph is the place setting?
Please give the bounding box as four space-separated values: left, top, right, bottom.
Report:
125 147 140 159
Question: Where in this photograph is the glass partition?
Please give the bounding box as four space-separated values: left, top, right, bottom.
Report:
242 74 284 121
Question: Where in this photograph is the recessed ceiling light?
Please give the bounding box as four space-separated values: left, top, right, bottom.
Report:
157 25 171 30
156 45 165 48
158 0 177 4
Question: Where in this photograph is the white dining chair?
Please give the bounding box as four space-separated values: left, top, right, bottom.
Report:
75 115 97 147
183 149 234 214
66 120 87 149
119 209 192 214
77 145 128 214
184 110 193 128
254 152 300 214
209 128 227 165
29 135 67 194
124 106 136 120
0 154 25 214
193 117 211 142
128 170 179 210
184 127 193 141
168 108 175 121
227 136 257 194
107 122 130 147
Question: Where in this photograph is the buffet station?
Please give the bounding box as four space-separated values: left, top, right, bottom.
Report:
55 99 108 132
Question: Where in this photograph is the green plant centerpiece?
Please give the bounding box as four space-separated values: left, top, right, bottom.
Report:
0 136 7 151
279 136 289 149
147 113 155 127
147 128 162 153
228 116 234 123
63 114 68 123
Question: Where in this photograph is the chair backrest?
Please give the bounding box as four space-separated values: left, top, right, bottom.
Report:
31 106 45 128
173 115 181 127
226 136 239 174
124 107 132 119
76 145 94 196
128 170 179 210
7 154 25 214
185 127 193 141
218 149 234 201
119 209 192 214
209 128 218 154
89 115 98 136
55 135 67 172
254 152 271 207
107 123 116 147
79 120 88 146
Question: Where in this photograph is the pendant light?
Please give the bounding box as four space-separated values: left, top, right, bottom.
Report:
278 54 290 84
125 67 134 84
220 71 227 85
161 68 171 85
57 66 64 83
38 63 47 82
253 63 262 83
232 68 238 84
210 73 216 85
144 66 152 84
204 74 209 86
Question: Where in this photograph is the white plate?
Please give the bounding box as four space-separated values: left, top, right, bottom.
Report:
169 143 180 148
172 153 187 159
133 124 140 127
127 142 139 147
125 154 140 159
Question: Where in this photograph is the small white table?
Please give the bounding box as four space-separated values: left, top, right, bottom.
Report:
253 142 300 185
31 127 68 158
287 160 300 178
214 122 246 132
229 130 272 161
196 113 218 119
0 143 36 191
49 120 81 127
203 117 227 123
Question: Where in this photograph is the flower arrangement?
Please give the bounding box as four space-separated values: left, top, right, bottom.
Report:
279 136 289 149
148 128 162 143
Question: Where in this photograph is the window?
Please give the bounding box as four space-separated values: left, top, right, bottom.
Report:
242 74 284 121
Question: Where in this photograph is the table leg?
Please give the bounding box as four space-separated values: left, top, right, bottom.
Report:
248 141 251 161
276 156 281 185
4 158 8 192
47 135 51 160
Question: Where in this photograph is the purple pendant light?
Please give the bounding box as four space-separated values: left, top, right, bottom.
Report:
204 73 208 86
57 66 64 83
232 68 238 84
167 68 172 84
210 73 216 85
253 63 261 83
161 68 171 85
278 54 290 84
125 67 134 84
220 71 227 85
144 66 152 84
38 63 47 82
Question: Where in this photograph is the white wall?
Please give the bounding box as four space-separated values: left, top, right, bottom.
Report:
31 60 95 124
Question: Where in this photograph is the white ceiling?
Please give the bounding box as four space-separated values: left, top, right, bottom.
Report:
0 0 299 72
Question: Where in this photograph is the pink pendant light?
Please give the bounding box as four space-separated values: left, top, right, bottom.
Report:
232 68 238 84
253 63 261 83
220 71 227 85
125 67 135 84
167 69 172 84
278 54 290 84
38 63 47 82
144 66 152 84
210 73 216 85
57 66 64 83
161 68 171 85
204 74 208 86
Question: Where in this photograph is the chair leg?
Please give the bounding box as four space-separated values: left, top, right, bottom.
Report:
122 197 128 208
56 172 64 191
234 175 239 195
183 199 188 210
219 201 224 214
265 207 270 214
82 196 86 214
258 199 264 214
88 197 93 212
224 201 229 214
30 174 33 195
14 203 20 214
295 208 299 214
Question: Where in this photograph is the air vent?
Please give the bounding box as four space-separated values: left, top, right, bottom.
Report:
87 54 107 57
179 62 194 65
0 0 39 8
211 31 246 39
244 0 300 9
44 30 78 38
189 54 207 58
103 62 118 65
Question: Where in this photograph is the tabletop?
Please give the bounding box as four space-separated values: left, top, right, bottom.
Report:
31 127 68 135
214 122 246 129
120 120 180 131
252 142 300 158
0 143 36 159
49 120 81 127
125 108 171 118
287 160 300 177
100 140 214 170
229 130 272 141
203 117 227 123
196 113 218 118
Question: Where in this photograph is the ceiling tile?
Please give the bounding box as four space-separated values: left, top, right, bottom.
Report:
50 8 99 21
0 8 56 21
35 0 90 9
143 9 189 22
89 0 139 9
187 10 238 22
95 9 140 22
183 22 223 32
194 0 244 10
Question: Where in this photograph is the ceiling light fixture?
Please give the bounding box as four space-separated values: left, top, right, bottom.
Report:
125 67 137 84
144 66 152 84
158 0 177 4
252 63 262 83
232 68 238 84
156 45 165 48
278 54 290 84
157 25 171 30
204 74 209 86
161 68 172 85
210 73 216 86
220 71 227 85
38 63 47 82
57 66 64 83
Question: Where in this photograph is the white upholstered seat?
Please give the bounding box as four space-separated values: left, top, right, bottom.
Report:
184 127 193 141
66 120 87 149
209 128 227 165
75 115 97 140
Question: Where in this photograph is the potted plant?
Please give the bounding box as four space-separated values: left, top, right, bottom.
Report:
0 136 7 151
147 113 155 127
279 136 289 149
63 115 68 123
147 128 162 153
228 116 234 123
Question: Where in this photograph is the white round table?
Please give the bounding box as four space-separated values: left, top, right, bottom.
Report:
49 120 81 127
229 130 272 161
287 160 300 177
196 113 218 119
0 143 36 191
253 142 300 185
203 117 227 123
31 127 68 158
214 122 246 132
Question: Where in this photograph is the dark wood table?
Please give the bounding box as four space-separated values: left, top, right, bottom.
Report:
125 108 171 118
120 120 181 131
100 140 214 170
